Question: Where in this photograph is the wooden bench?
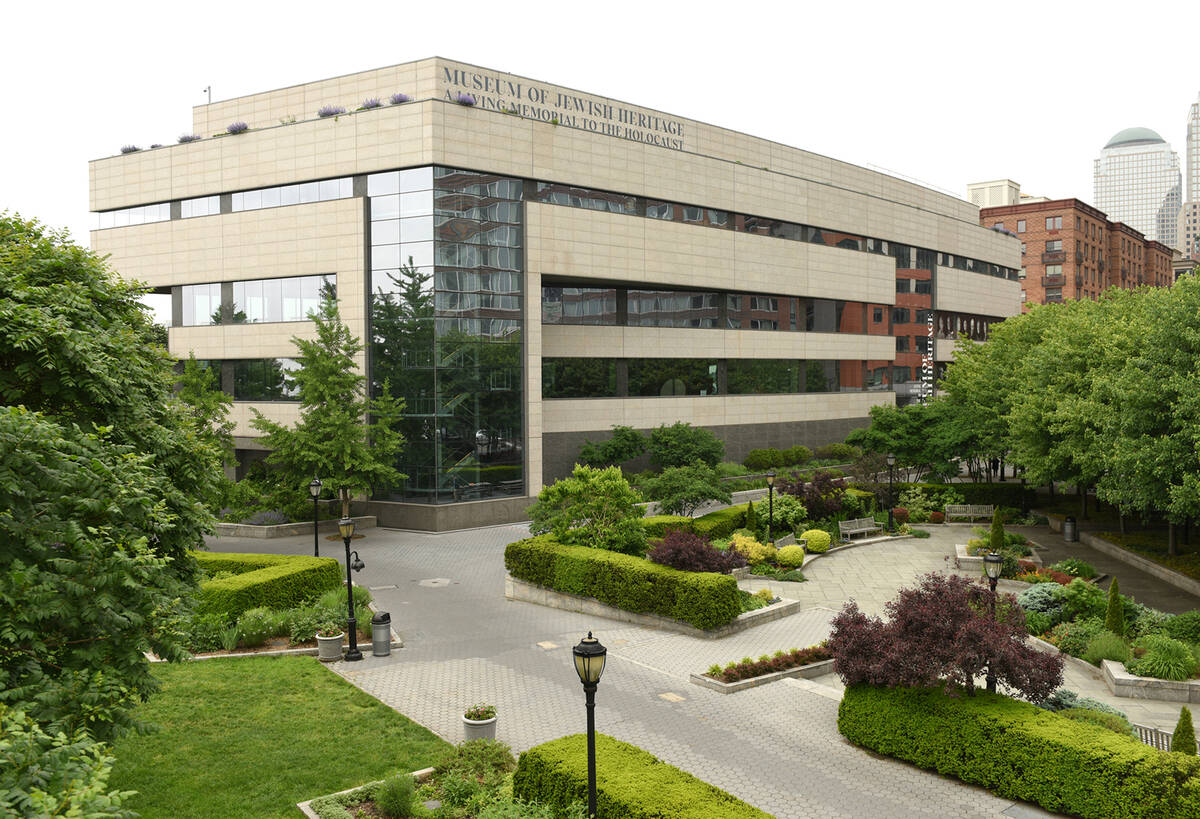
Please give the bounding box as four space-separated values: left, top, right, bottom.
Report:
944 504 995 522
839 517 883 541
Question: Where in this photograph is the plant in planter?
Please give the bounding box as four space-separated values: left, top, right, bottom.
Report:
178 133 201 143
226 121 248 134
454 93 476 106
359 98 381 110
389 92 411 105
316 624 344 662
462 703 497 742
317 105 346 118
120 145 140 154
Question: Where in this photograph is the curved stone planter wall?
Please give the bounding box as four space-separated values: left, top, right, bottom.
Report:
690 659 835 693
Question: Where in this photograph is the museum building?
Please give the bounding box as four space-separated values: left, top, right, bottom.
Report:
89 58 1021 530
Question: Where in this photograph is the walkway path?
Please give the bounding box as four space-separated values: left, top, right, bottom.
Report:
203 519 1196 818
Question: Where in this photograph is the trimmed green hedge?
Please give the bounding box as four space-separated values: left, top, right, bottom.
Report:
838 685 1200 819
692 503 748 539
504 535 740 630
192 551 342 620
641 515 694 538
513 734 769 819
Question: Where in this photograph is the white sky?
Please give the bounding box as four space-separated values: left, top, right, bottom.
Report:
5 0 1199 249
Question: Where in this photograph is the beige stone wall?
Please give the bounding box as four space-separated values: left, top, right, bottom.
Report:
934 266 1021 317
524 270 543 493
934 338 959 362
526 204 896 305
542 391 890 435
542 326 894 362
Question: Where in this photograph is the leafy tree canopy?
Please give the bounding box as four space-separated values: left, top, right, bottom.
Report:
640 461 732 517
527 465 647 555
647 422 724 470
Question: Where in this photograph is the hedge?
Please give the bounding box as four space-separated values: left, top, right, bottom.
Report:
838 684 1200 819
692 503 748 539
855 481 1033 510
641 515 694 538
504 535 740 630
513 734 770 819
192 551 342 620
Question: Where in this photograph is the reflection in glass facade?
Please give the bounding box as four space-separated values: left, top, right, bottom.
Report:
726 359 801 394
232 177 353 213
628 290 719 328
370 167 524 503
543 358 617 398
231 358 301 400
542 358 862 397
541 287 617 325
181 283 222 326
232 274 335 324
628 359 718 396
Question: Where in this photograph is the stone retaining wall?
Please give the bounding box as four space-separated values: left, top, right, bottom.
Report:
214 515 376 539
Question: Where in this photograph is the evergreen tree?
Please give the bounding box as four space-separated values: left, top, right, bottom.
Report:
251 291 406 518
1104 577 1126 636
989 507 1005 553
1171 706 1197 754
745 499 760 538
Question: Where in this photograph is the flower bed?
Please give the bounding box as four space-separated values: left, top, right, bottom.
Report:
704 643 832 684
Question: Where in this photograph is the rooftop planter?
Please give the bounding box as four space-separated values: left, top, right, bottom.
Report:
178 133 201 143
120 145 140 154
317 105 345 118
358 98 381 110
389 92 410 105
226 121 248 135
454 93 476 106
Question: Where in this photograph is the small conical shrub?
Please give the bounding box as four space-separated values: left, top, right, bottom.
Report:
745 500 760 538
1171 706 1197 754
1104 577 1126 636
989 507 1005 553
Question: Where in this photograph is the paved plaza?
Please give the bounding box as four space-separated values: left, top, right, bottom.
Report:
204 519 1200 818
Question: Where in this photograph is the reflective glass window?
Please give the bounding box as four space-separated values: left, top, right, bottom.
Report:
542 358 617 398
726 359 802 394
231 358 301 400
542 287 617 325
628 359 718 396
628 290 718 328
181 283 221 326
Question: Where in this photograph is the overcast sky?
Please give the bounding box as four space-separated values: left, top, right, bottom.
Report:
5 0 1199 248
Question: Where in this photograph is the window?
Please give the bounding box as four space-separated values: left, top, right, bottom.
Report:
896 278 912 293
993 222 1004 230
895 336 910 353
914 279 932 294
1046 240 1062 252
181 196 219 219
1046 216 1062 230
1045 265 1063 277
1021 243 1026 255
181 283 221 326
1017 220 1026 233
1076 216 1081 229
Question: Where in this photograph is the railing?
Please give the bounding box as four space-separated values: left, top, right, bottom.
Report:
1041 275 1065 287
1042 250 1066 264
1133 722 1173 751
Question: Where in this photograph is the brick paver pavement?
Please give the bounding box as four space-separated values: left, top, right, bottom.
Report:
207 523 1066 817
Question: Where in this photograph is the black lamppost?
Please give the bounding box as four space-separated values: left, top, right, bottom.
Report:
308 477 322 557
338 517 365 662
765 472 776 546
573 632 607 819
886 454 896 531
984 552 1003 693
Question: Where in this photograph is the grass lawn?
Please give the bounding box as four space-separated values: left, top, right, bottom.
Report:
109 656 450 818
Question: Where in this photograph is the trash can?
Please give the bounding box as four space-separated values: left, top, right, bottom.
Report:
371 612 391 657
1063 516 1078 543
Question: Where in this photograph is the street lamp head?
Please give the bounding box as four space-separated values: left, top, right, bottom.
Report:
350 550 365 572
886 453 896 467
309 476 323 498
338 517 355 541
765 472 775 487
984 552 1004 580
572 631 607 686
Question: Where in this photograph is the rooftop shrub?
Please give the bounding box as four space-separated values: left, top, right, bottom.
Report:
317 105 346 117
389 92 411 105
226 121 248 134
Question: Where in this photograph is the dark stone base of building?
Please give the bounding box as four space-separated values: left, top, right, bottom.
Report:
361 495 533 531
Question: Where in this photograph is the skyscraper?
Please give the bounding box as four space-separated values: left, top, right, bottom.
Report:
1094 127 1182 250
1187 93 1200 203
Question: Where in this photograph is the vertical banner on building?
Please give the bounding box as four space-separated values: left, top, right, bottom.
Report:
919 310 935 403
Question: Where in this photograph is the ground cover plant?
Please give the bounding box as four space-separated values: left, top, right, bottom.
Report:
108 656 448 818
704 644 832 683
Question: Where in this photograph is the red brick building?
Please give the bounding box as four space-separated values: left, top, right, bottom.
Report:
980 199 1172 309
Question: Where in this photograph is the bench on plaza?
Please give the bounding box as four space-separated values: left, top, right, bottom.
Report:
944 503 995 522
839 517 883 541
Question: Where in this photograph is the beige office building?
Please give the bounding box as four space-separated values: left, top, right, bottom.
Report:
89 58 1020 530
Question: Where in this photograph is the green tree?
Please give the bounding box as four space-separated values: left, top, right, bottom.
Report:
845 401 960 482
0 214 224 564
647 421 724 470
1172 706 1197 755
578 425 646 468
251 292 406 518
640 462 732 516
177 353 234 467
989 507 1005 553
527 465 647 555
1104 577 1126 636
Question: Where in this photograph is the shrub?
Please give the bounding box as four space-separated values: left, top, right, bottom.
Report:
527 465 647 556
802 529 832 553
648 530 745 574
241 509 289 526
1046 618 1105 657
897 487 937 522
513 734 770 819
1128 603 1172 638
776 545 805 568
743 448 783 470
1017 583 1064 618
226 121 248 134
780 470 844 520
892 506 909 525
1172 707 1197 755
1082 631 1130 666
360 98 382 110
505 535 741 630
1104 578 1126 636
777 569 806 582
389 92 411 105
640 462 731 516
841 487 875 518
577 425 646 468
766 492 807 534
1058 707 1137 738
120 145 140 154
236 606 279 648
318 105 346 117
284 606 326 644
814 442 859 462
783 445 812 465
192 552 342 620
178 611 231 653
640 515 693 538
647 422 723 469
929 511 945 524
1128 634 1198 681
1024 611 1053 636
1059 577 1108 622
830 573 1063 701
708 644 832 683
178 133 201 143
1037 687 1128 718
838 684 1200 819
730 533 775 565
1163 610 1200 644
692 504 747 539
1050 558 1097 579
744 500 761 539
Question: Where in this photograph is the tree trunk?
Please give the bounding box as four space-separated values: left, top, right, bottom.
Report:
1079 484 1087 520
1169 522 1178 557
341 488 352 520
1186 518 1191 546
1119 512 1126 535
999 458 1006 482
1049 482 1055 499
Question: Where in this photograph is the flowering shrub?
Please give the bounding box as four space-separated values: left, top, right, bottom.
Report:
226 122 248 134
705 644 832 683
647 530 745 574
1049 558 1097 579
318 105 346 118
829 572 1063 700
389 92 411 105
178 133 202 143
120 145 140 154
464 703 496 720
360 98 381 109
455 93 476 106
1045 618 1105 657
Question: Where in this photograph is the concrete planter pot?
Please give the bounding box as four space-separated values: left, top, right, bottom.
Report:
316 633 344 662
462 715 497 742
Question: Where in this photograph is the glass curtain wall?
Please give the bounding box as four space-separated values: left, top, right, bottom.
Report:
369 167 524 503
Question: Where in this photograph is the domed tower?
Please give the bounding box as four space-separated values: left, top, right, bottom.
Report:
1094 126 1182 249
